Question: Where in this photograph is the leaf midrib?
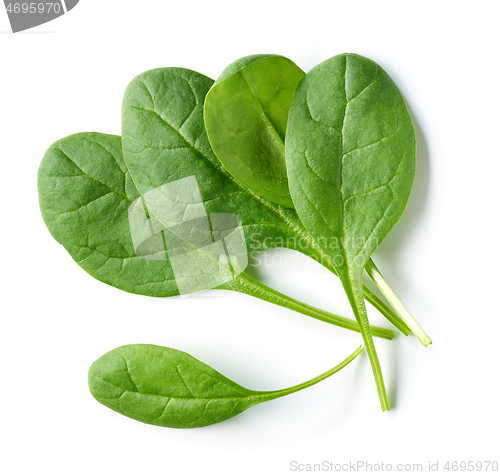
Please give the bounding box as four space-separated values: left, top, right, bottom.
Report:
93 374 266 401
239 69 285 153
338 58 405 265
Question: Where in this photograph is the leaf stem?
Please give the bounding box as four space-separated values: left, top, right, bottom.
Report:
362 286 411 335
315 253 410 335
365 259 432 347
227 271 394 340
342 270 390 411
260 345 363 400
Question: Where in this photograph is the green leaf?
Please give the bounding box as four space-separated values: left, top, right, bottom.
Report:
204 55 305 208
88 344 362 428
286 53 417 410
38 133 178 296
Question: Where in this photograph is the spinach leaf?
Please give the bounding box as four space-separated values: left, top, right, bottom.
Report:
38 133 175 296
204 55 305 208
38 132 393 339
88 344 362 428
121 66 403 336
286 53 420 410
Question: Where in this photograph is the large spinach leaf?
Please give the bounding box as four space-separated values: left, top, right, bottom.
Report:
88 343 362 428
38 132 393 339
121 66 405 335
286 53 421 410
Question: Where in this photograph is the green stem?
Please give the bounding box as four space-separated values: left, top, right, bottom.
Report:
317 253 409 334
341 270 390 411
363 286 411 336
365 259 432 347
225 271 394 340
260 345 363 400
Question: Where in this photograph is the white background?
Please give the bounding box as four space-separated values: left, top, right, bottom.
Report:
1 1 499 474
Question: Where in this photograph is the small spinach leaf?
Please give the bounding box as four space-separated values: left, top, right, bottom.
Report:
88 344 362 428
204 55 305 207
286 53 418 410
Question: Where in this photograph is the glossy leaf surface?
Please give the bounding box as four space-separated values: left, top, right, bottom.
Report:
88 344 362 428
204 55 305 207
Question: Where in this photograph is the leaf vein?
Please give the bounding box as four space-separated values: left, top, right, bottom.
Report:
55 147 129 201
55 192 117 217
